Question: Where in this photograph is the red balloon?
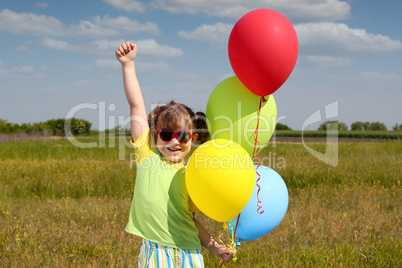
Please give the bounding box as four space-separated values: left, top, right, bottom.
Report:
228 9 298 96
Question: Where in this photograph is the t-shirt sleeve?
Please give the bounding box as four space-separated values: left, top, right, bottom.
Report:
130 127 155 166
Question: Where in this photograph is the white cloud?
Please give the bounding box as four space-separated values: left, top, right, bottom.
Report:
330 71 402 94
14 45 34 53
41 37 80 51
34 3 48 9
177 17 402 56
40 38 184 59
72 20 118 39
73 80 96 88
41 86 64 94
0 9 160 39
89 39 184 58
136 39 184 58
304 56 353 67
90 58 171 72
13 66 35 74
95 58 120 69
137 61 171 72
0 9 65 36
90 39 127 54
0 64 48 80
295 22 402 55
178 22 233 48
0 60 9 78
357 71 401 82
153 0 350 22
92 15 160 35
0 69 9 79
102 0 146 12
173 81 215 93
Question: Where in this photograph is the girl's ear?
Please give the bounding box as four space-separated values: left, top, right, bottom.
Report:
192 133 199 143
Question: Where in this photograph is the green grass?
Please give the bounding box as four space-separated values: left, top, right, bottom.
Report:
0 137 401 267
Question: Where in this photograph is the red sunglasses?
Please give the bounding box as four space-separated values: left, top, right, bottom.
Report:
157 128 193 144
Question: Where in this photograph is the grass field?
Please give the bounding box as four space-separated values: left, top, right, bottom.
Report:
0 136 400 267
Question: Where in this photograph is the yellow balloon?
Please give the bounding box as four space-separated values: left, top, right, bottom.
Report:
186 139 255 222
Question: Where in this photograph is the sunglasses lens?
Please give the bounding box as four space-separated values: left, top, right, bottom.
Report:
178 131 191 143
159 129 173 141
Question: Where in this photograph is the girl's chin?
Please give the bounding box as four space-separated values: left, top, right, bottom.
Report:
167 158 183 165
164 154 183 162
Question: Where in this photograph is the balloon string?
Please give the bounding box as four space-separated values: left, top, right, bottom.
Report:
219 214 241 268
233 212 241 239
251 96 266 158
255 162 264 214
252 96 266 215
217 223 237 262
219 96 267 268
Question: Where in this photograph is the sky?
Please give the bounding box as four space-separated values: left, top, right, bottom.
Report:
0 0 401 131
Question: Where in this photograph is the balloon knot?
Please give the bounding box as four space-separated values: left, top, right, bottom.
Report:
261 96 267 102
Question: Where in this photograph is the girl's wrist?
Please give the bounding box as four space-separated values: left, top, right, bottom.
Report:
207 237 221 253
121 61 135 68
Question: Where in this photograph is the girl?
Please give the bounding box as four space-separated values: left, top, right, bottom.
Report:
115 41 234 267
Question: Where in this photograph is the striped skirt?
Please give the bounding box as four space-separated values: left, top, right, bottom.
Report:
138 239 204 268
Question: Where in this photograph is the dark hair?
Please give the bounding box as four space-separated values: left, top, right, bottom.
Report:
148 100 210 145
193 112 210 145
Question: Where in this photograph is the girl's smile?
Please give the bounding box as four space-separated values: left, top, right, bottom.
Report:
167 147 181 152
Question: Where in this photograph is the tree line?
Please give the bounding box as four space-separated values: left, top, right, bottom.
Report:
0 118 91 136
316 121 401 131
276 121 401 131
1 119 400 136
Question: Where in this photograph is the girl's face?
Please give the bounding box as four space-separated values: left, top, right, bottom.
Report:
156 128 198 165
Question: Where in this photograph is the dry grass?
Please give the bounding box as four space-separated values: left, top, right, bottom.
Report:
0 131 57 143
0 138 401 267
1 187 399 267
200 186 401 267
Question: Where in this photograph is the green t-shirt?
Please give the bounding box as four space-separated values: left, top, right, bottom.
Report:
125 128 201 250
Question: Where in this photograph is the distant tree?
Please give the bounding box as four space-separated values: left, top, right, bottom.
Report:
46 119 65 135
275 123 292 130
114 125 126 132
20 123 33 133
0 119 21 134
64 118 91 136
31 121 49 134
0 119 11 133
0 118 91 136
81 119 92 135
351 121 370 131
318 120 348 131
368 122 387 131
392 123 402 130
113 125 131 135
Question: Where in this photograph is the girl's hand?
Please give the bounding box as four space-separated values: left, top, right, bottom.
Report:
115 41 137 65
212 242 235 263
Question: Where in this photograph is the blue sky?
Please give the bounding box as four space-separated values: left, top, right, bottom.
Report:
0 0 401 130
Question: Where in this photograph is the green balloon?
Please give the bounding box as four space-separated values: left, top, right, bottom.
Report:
206 76 277 157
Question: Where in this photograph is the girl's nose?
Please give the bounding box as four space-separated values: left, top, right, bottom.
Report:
170 137 181 144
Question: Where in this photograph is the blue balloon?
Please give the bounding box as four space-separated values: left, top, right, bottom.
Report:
228 165 288 241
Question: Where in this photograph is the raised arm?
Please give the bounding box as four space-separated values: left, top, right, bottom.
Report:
115 41 148 141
